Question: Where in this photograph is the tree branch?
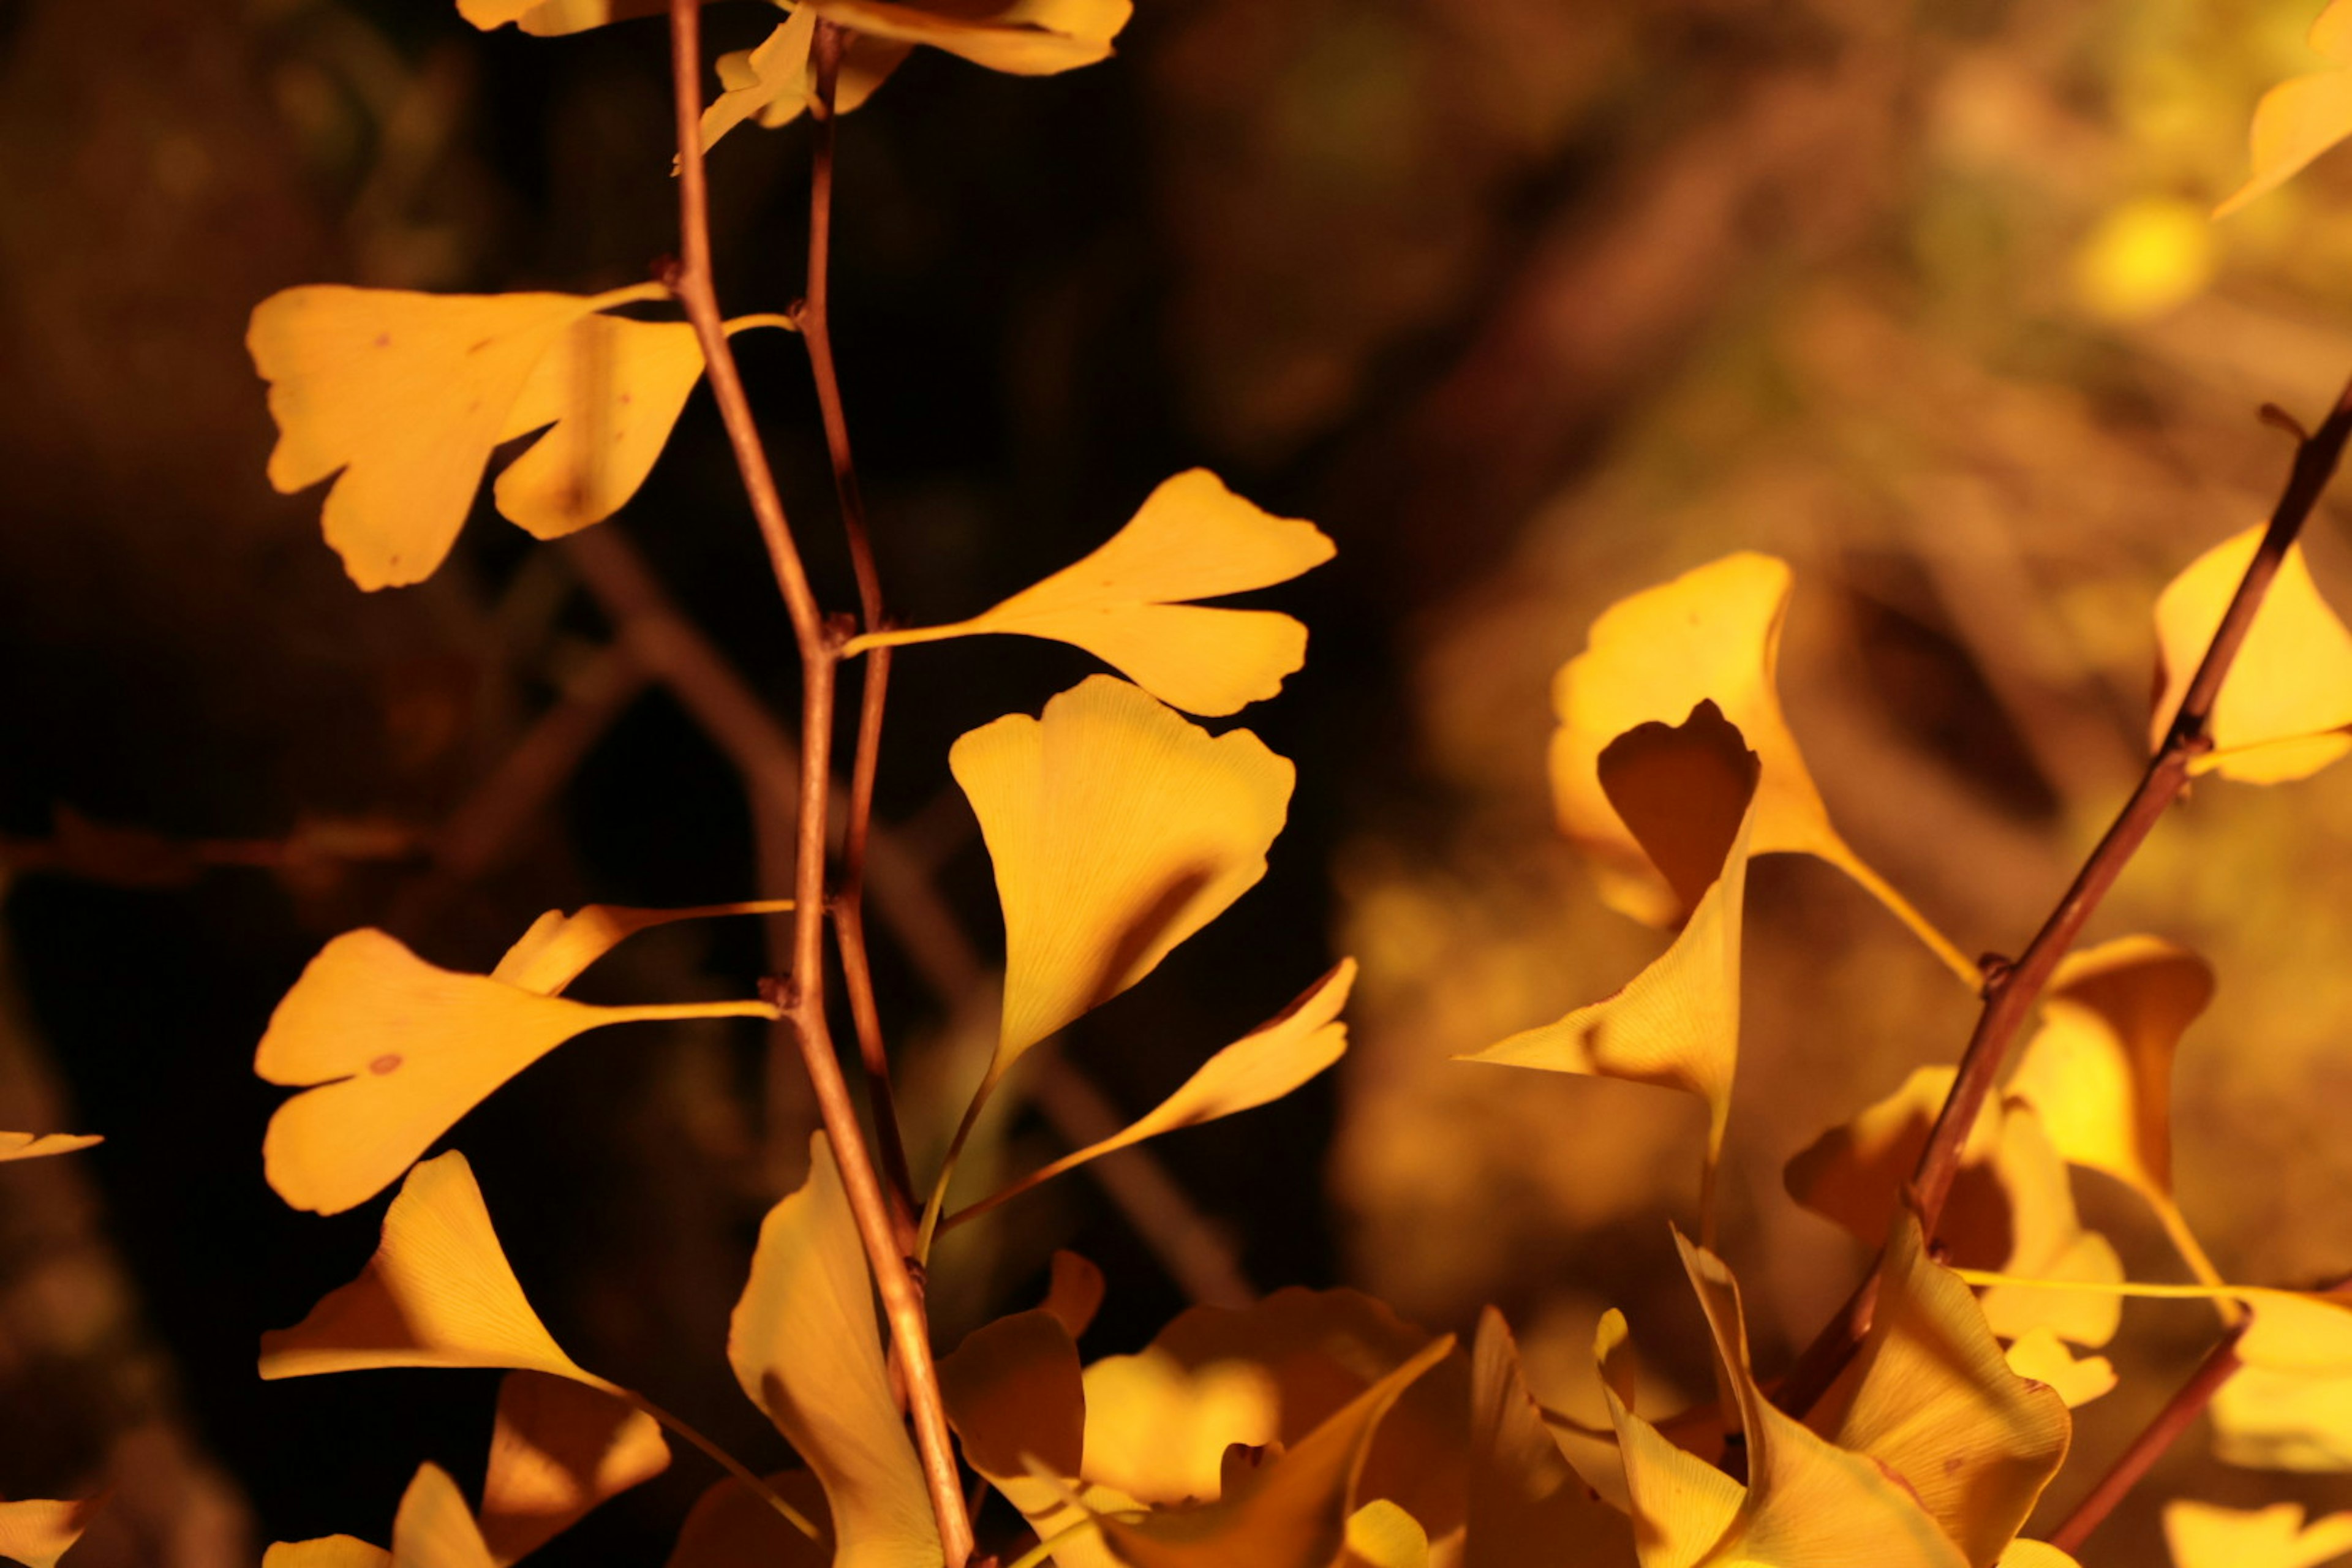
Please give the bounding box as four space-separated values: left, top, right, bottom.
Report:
2046 1325 2247 1556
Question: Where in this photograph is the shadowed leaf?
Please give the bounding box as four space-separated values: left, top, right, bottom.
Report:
479 1373 669 1564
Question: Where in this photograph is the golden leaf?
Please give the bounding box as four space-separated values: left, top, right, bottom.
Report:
2214 1291 2352 1471
2217 2 2352 217
702 12 913 147
1340 1501 1428 1568
2164 1501 2352 1568
1041 1250 1107 1340
851 470 1334 717
954 676 1294 1066
940 1308 1129 1568
1550 553 1972 980
479 1373 670 1565
729 1134 940 1568
491 315 714 543
488 899 793 997
1591 1310 1744 1568
802 0 1131 76
390 1464 496 1568
263 1539 392 1568
2000 1329 2115 1411
457 0 662 34
258 927 775 1215
260 1152 599 1385
0 1498 102 1568
664 1472 831 1568
1808 1216 2070 1568
1464 1309 1632 1568
0 1133 101 1163
2150 527 2352 782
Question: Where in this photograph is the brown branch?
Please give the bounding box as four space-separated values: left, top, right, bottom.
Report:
663 6 972 1561
1780 374 2352 1417
2046 1325 2247 1556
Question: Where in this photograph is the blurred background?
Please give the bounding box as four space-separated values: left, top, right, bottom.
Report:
4 0 2352 1561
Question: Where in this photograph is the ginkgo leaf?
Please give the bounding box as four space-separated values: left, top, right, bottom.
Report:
262 1536 393 1568
1341 1501 1428 1568
0 1497 101 1568
1093 1336 1457 1568
701 10 913 148
850 470 1335 717
2002 1329 2116 1410
479 1373 670 1565
1664 1234 1972 1568
457 0 662 35
2150 526 2352 781
938 1308 1130 1568
2164 1500 2352 1568
1807 1215 2070 1568
0 1133 101 1163
2217 2 2352 217
1042 1250 1107 1340
2000 1546 2084 1568
391 1464 496 1568
258 927 777 1215
1785 1068 2124 1348
1593 1311 1745 1568
260 1151 600 1386
665 1472 831 1568
2214 1289 2352 1472
1550 553 1974 981
2005 935 2222 1286
1464 703 1759 1221
488 900 794 997
944 960 1354 1232
801 0 1132 77
1464 1308 1632 1568
729 1133 940 1568
954 676 1294 1065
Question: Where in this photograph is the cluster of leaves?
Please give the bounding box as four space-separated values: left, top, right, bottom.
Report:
13 4 2352 1567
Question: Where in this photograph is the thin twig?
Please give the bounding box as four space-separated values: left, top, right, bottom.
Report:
1779 374 2352 1417
662 6 973 1561
2046 1324 2247 1556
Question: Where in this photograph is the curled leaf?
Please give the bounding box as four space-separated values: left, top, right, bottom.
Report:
2217 4 2352 217
260 1151 599 1386
701 11 913 148
258 928 775 1215
1464 1308 1631 1568
729 1134 939 1568
0 1133 101 1163
1592 1310 1744 1568
480 1373 669 1565
1550 553 1972 979
850 470 1334 717
391 1464 496 1568
2163 1500 2352 1568
0 1497 102 1568
953 676 1294 1065
2151 526 2352 781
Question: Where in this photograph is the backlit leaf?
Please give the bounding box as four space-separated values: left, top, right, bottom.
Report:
850 470 1335 717
391 1464 495 1568
2164 1500 2352 1568
2214 1290 2352 1471
258 928 776 1215
263 1539 392 1568
1593 1310 1744 1568
940 1308 1128 1568
2150 526 2352 781
0 1133 101 1163
664 1472 831 1568
2217 4 2352 217
1550 553 1972 980
701 11 912 146
729 1134 940 1568
479 1373 670 1565
1465 1308 1632 1568
457 0 662 34
259 1152 598 1385
1340 1501 1428 1568
2001 1329 2115 1410
488 900 794 997
0 1498 100 1568
954 676 1294 1065
802 0 1131 76
1042 1250 1107 1340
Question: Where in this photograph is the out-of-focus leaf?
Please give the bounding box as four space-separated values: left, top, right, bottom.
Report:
2215 1290 2352 1472
479 1373 670 1565
729 1134 939 1568
257 928 776 1215
1999 1545 2085 1568
1548 553 1972 981
802 0 1131 76
390 1465 495 1568
489 900 794 997
457 0 662 35
663 1472 829 1568
2217 2 2352 216
940 1308 1129 1568
2002 1329 2116 1410
949 962 1352 1230
1340 1501 1428 1568
0 1133 100 1163
1464 704 1758 1216
260 1152 600 1385
1808 1216 2070 1568
1464 1308 1631 1568
850 471 1333 717
262 1539 392 1568
0 1498 101 1568
2150 527 2352 781
2163 1500 2352 1568
1041 1250 1107 1340
953 676 1294 1065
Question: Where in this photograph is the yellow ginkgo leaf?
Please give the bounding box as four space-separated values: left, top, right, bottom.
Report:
2217 2 2352 217
263 1536 392 1568
0 1133 100 1163
1785 1068 2124 1348
2001 1546 2085 1568
478 1372 670 1566
944 960 1354 1232
1551 554 1973 980
1662 1233 1972 1568
2005 935 2222 1287
2002 1329 2116 1410
954 676 1294 1065
2214 1290 2352 1472
391 1464 496 1568
701 11 913 148
1808 1215 2070 1568
1464 1308 1632 1568
2151 526 2352 781
1094 1336 1457 1568
259 1152 599 1386
1593 1310 1745 1568
458 0 660 35
1041 1249 1107 1340
258 927 776 1215
0 1497 101 1568
1465 703 1759 1223
1340 1501 1428 1568
729 1134 940 1568
664 1472 831 1568
938 1308 1130 1568
802 0 1131 77
2164 1501 2352 1568
488 900 794 997
850 470 1334 717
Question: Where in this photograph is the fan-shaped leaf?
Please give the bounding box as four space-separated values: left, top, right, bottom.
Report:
2165 1501 2352 1568
480 1373 669 1565
2217 2 2352 216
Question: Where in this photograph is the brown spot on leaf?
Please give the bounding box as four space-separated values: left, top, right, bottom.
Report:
369 1054 402 1076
